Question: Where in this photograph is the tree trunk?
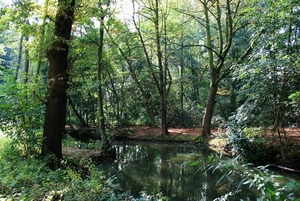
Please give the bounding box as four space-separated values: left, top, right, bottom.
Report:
36 0 49 77
97 1 111 152
42 0 75 159
67 96 88 127
201 0 215 137
180 59 184 112
201 77 218 137
155 0 168 136
14 35 23 82
200 0 235 138
23 36 29 84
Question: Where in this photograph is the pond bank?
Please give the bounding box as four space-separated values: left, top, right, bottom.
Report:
64 125 300 173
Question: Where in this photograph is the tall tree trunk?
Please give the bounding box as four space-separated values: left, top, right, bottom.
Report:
154 0 168 136
180 58 184 112
23 36 29 84
201 0 215 137
97 1 111 151
200 0 234 137
42 0 75 159
14 35 24 82
131 0 170 131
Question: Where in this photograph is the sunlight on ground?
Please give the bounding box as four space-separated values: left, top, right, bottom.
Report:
208 138 229 154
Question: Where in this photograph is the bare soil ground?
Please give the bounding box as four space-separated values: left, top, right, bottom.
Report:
126 126 202 137
116 126 216 141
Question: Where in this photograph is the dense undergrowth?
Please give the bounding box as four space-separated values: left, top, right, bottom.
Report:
0 137 168 201
210 126 300 200
226 126 300 170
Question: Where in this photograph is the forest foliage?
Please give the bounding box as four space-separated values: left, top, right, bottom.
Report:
0 0 299 151
0 0 300 200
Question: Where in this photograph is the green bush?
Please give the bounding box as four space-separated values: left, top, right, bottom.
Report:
237 137 279 164
226 125 279 164
167 106 201 128
243 127 266 139
0 77 45 155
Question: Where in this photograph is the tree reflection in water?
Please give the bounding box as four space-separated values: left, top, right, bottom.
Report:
99 141 258 200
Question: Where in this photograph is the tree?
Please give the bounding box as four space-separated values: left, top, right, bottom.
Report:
97 0 112 151
131 0 172 136
42 0 75 159
230 0 300 157
36 0 50 77
196 0 248 137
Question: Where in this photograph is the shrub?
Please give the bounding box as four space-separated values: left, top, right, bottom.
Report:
226 124 279 164
167 106 201 128
0 78 45 155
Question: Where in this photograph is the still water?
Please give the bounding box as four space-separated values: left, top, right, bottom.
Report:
98 141 272 200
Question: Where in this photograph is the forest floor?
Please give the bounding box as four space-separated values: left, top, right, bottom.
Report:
119 125 300 143
120 125 300 139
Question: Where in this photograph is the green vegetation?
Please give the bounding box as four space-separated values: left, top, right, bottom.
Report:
226 122 300 168
0 139 114 200
0 139 169 200
191 155 300 201
0 77 45 156
0 0 299 199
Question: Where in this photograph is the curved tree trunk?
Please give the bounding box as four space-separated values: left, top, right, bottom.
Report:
42 0 75 159
201 0 215 138
201 77 218 137
200 0 236 138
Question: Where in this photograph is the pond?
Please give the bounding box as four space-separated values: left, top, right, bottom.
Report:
98 141 298 201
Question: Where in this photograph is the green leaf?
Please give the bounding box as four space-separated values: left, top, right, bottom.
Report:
207 155 213 163
216 173 227 185
189 160 199 166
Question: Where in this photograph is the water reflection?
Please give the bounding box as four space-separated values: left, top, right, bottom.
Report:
98 141 257 200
